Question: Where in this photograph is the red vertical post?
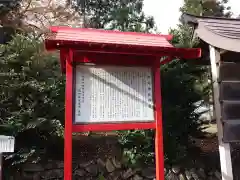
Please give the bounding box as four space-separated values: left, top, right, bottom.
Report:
64 49 73 180
154 62 165 180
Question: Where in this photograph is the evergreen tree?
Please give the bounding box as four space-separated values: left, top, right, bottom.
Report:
0 35 65 172
73 0 155 31
180 0 231 17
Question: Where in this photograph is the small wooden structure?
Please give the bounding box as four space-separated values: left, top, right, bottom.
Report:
183 13 240 180
45 26 201 180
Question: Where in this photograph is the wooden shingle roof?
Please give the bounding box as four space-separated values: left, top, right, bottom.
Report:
182 13 240 52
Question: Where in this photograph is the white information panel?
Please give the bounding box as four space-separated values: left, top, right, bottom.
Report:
74 65 154 123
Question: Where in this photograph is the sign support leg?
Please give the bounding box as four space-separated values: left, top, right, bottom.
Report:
154 64 165 180
209 45 233 180
0 153 2 180
64 49 73 180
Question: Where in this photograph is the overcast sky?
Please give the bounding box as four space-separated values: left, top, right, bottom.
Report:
143 0 240 34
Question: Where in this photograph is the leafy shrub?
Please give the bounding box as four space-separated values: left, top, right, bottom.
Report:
0 34 65 170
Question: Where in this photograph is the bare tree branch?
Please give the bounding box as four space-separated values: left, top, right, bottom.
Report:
0 0 83 34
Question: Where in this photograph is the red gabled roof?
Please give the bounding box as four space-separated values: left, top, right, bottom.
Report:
45 26 201 69
47 26 173 49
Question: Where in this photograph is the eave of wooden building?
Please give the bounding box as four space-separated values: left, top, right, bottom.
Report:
182 13 240 53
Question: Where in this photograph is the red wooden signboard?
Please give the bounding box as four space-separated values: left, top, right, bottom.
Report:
45 26 201 180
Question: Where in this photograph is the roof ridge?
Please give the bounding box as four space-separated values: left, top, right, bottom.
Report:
183 13 240 21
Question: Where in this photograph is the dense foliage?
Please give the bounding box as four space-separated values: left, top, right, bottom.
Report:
180 0 231 17
0 35 65 170
74 0 155 31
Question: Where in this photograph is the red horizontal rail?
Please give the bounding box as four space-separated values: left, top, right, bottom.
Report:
75 53 157 67
72 122 156 132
